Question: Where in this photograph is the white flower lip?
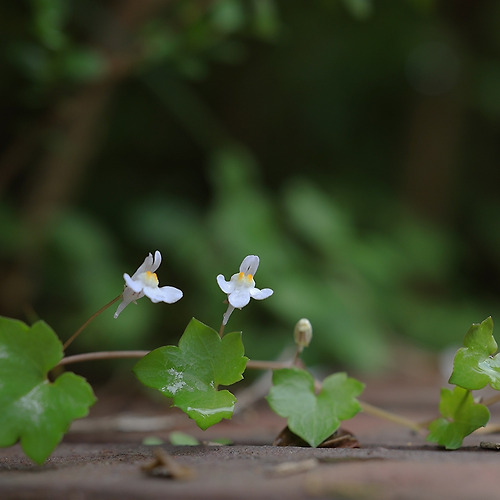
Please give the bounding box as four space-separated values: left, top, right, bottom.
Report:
217 254 273 325
114 250 182 318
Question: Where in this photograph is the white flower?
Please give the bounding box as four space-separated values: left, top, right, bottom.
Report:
114 250 183 318
217 255 273 325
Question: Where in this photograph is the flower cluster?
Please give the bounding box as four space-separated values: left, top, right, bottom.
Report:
115 252 273 327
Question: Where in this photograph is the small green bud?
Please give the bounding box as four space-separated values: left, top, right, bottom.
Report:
294 318 313 352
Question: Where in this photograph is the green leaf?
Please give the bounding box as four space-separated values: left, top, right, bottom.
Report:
0 317 96 464
266 368 364 447
427 386 489 450
59 48 106 82
133 318 248 430
449 317 500 390
341 0 373 20
169 431 200 446
142 436 164 446
343 0 373 21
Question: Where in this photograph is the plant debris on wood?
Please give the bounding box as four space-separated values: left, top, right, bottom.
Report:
273 426 360 448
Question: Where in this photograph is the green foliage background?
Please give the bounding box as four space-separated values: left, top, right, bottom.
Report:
2 0 500 375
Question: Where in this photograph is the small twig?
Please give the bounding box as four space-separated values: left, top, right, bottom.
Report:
141 448 194 480
63 295 122 351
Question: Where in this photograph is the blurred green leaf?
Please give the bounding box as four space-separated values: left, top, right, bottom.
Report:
169 431 200 446
58 48 106 82
341 0 373 20
31 0 68 50
252 0 281 39
210 0 245 33
8 42 52 83
142 436 164 445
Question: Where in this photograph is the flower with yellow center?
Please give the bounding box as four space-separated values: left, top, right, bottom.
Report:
114 250 183 318
217 255 273 325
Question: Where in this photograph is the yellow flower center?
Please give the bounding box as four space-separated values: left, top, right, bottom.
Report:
142 271 159 287
238 272 253 284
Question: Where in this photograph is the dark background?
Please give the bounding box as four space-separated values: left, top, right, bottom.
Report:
1 0 500 377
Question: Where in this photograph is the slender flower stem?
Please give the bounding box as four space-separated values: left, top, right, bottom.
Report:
58 350 149 367
218 323 225 338
58 354 295 370
292 347 303 367
246 359 293 370
62 295 122 351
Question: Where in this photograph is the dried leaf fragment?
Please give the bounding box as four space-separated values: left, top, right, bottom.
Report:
273 426 360 448
480 441 500 450
141 447 195 480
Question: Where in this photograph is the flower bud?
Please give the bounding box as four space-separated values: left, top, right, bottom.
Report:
294 318 313 352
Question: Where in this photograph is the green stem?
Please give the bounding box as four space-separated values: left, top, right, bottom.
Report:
62 295 122 351
360 401 424 433
246 359 293 370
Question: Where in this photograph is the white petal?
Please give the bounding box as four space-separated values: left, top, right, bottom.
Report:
217 274 234 294
228 288 251 308
239 255 260 276
124 273 144 293
131 252 154 278
144 285 183 304
250 287 274 300
151 250 162 273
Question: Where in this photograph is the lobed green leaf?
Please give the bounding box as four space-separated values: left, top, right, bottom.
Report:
133 318 248 430
449 317 500 390
266 368 364 447
427 386 489 450
0 317 96 464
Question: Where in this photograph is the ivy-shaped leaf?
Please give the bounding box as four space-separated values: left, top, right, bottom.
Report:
133 318 248 430
0 317 96 464
427 386 489 450
266 368 364 447
449 317 500 390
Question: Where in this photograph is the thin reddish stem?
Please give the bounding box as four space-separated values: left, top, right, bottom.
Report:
63 295 122 351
